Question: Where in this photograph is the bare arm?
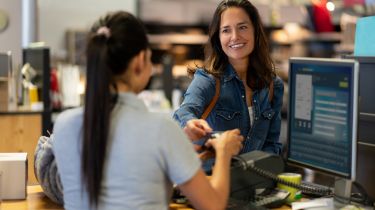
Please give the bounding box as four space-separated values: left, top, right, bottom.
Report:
178 129 243 210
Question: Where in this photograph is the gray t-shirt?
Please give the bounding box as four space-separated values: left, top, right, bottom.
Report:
53 92 201 210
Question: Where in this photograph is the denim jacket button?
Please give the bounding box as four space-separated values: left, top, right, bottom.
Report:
255 117 258 120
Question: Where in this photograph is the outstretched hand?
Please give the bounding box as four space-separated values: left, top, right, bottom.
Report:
183 119 212 141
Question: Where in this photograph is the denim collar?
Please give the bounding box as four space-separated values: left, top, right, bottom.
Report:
222 63 239 82
222 64 262 94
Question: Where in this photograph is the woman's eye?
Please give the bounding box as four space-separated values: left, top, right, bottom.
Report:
221 28 229 33
239 25 248 30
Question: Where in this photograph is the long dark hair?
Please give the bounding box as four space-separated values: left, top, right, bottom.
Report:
83 11 148 207
202 0 275 89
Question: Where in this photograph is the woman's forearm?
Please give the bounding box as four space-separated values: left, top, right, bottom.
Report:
209 151 232 205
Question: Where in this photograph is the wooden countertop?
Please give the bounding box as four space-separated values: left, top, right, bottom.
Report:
1 185 291 210
1 185 63 210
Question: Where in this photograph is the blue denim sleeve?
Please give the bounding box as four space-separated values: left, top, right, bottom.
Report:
173 69 216 128
262 76 284 154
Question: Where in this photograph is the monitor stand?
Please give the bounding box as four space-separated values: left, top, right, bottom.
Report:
334 178 352 208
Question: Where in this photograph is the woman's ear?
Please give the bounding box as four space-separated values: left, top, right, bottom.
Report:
134 50 146 75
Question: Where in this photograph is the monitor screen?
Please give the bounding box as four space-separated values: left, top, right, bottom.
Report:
287 57 359 180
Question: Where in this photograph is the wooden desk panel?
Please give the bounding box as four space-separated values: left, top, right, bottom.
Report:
0 114 41 184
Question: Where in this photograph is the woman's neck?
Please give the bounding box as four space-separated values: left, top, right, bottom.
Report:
230 58 248 81
113 81 132 93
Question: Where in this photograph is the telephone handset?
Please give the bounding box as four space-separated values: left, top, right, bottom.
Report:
230 151 332 198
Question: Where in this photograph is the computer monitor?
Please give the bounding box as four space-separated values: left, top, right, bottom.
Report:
287 57 359 199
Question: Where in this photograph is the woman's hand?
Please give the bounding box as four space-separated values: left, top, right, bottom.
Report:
206 129 243 158
183 119 212 141
179 129 244 210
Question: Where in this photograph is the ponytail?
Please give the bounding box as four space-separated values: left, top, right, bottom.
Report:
82 34 112 207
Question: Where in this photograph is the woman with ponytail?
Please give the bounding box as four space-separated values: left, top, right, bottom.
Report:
52 11 243 210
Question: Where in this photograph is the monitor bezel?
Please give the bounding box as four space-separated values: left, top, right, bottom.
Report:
287 57 359 181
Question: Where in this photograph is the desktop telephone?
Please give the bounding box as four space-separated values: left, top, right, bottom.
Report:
173 150 332 209
229 150 332 206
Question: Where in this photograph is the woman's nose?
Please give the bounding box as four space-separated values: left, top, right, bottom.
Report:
231 29 240 41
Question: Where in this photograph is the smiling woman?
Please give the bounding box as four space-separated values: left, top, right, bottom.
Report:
173 0 284 173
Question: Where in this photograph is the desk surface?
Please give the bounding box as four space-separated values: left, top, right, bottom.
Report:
2 185 63 210
1 186 195 210
1 185 291 210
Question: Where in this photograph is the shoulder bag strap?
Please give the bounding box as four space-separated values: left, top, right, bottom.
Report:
201 78 220 120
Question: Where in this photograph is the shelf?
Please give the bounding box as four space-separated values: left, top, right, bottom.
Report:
301 32 342 43
148 33 208 45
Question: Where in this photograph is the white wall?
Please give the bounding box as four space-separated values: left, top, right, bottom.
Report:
0 0 22 68
139 0 217 25
38 0 136 60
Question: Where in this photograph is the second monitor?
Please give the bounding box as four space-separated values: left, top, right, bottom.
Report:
287 57 359 200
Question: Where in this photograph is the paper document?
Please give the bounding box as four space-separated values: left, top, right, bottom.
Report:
292 198 334 210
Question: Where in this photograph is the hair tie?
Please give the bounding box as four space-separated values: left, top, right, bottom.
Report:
97 26 111 38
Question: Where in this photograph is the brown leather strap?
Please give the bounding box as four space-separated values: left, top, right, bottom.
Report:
201 78 220 120
269 80 274 103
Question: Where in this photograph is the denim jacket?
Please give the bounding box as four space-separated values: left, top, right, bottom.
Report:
173 65 284 171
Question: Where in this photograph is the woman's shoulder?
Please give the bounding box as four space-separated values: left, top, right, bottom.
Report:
54 107 84 129
143 112 188 142
271 76 284 101
146 112 179 128
194 68 216 81
53 108 83 154
273 75 284 88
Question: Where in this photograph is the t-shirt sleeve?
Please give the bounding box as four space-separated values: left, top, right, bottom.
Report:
157 118 202 185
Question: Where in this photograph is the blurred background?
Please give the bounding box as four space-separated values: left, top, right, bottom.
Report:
1 0 373 113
